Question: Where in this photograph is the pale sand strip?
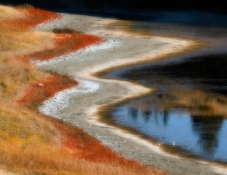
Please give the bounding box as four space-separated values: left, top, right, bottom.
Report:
37 13 227 175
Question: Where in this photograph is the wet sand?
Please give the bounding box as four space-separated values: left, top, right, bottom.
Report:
36 13 227 175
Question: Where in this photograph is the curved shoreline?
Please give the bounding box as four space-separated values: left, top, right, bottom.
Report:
37 13 227 175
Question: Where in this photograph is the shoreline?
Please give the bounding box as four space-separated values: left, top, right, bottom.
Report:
37 13 227 175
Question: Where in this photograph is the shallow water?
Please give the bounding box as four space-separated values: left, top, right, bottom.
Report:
104 11 227 163
110 54 227 163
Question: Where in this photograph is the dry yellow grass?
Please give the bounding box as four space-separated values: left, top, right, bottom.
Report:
0 6 54 58
0 30 54 58
0 5 23 20
0 58 45 103
0 6 55 103
0 5 165 175
164 88 227 117
0 5 73 174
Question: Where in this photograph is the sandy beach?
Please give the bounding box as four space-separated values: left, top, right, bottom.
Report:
36 13 227 175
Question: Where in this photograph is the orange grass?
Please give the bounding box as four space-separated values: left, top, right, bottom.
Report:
0 103 164 174
2 6 60 29
0 5 166 175
16 74 78 109
48 118 164 175
0 107 164 175
29 33 103 61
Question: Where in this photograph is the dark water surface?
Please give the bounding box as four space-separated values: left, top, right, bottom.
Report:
103 11 227 164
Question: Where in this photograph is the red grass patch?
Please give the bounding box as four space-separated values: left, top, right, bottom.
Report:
53 120 156 175
5 7 60 29
29 33 103 61
13 7 103 108
16 74 78 108
4 6 166 175
21 7 60 27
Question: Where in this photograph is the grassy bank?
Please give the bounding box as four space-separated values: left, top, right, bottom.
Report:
0 5 166 175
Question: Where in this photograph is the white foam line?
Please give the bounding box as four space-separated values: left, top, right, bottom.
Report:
39 79 100 117
35 39 120 66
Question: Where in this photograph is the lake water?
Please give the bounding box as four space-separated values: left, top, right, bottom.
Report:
103 11 227 164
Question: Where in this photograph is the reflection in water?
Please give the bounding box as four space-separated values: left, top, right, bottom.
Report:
101 11 227 163
163 110 169 127
110 54 227 163
129 107 138 120
114 105 227 162
191 116 223 157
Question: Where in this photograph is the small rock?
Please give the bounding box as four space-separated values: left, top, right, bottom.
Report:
39 83 44 87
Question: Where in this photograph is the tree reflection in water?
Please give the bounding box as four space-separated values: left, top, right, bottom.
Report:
121 104 226 162
129 107 138 120
111 54 227 162
191 116 224 157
